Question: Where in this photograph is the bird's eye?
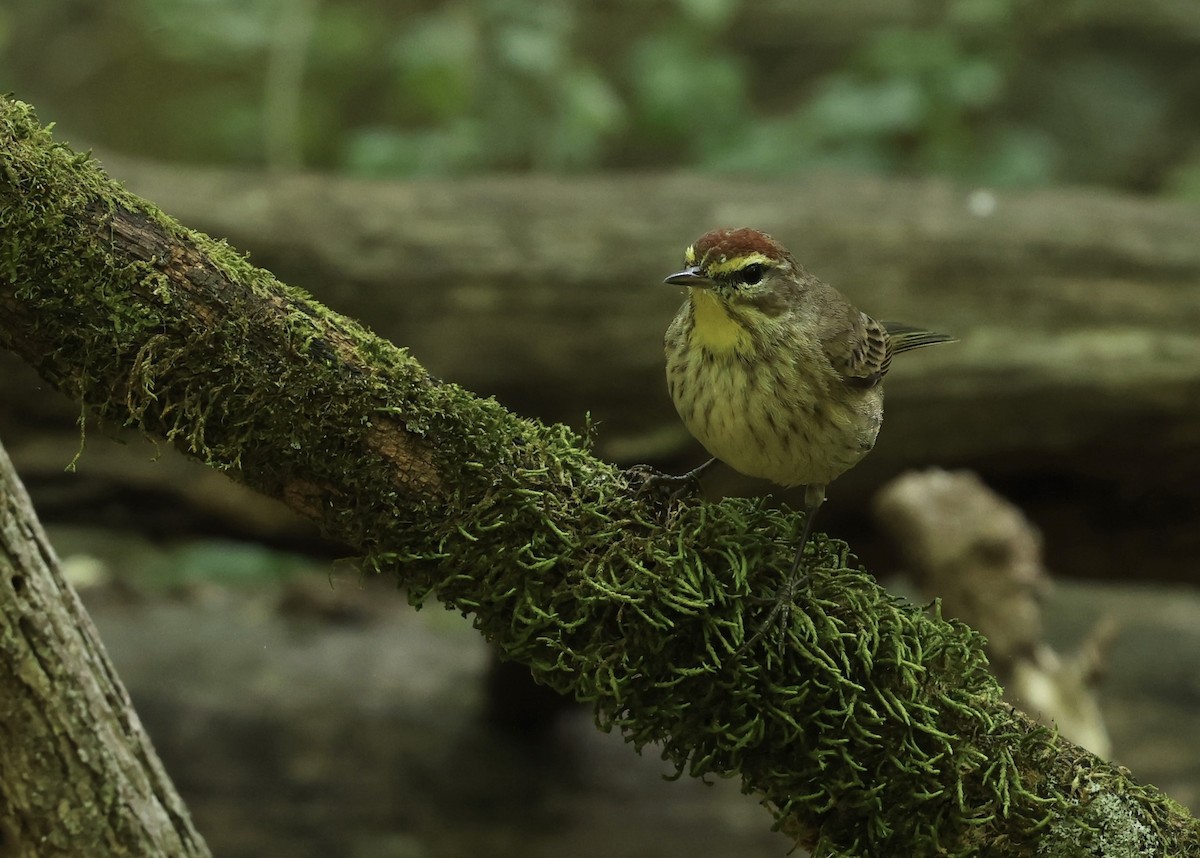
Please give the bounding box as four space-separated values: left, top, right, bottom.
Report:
735 263 766 285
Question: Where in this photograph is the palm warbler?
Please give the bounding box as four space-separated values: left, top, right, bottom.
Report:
659 227 955 649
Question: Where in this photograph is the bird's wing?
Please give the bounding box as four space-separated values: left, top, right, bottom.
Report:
822 312 893 389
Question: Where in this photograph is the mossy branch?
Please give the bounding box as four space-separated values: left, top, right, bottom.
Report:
1 95 1195 857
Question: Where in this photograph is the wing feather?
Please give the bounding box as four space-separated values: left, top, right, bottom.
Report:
823 313 892 389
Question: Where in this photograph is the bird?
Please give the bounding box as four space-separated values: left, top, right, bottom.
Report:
657 227 955 652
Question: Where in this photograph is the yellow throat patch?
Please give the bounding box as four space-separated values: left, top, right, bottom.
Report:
689 288 750 354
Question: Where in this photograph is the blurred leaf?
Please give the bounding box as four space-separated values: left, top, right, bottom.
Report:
153 540 310 587
135 0 279 62
674 0 740 30
698 113 816 174
947 58 1003 108
390 11 478 121
947 0 1016 31
497 21 566 76
341 123 482 176
862 29 959 77
804 75 924 139
541 66 626 169
161 89 264 162
309 5 386 68
625 31 748 147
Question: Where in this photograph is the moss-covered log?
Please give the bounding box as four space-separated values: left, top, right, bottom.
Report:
1 95 1196 857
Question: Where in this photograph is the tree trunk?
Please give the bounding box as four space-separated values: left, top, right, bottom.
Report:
0 438 210 857
2 94 1196 857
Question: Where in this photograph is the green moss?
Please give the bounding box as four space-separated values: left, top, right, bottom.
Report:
2 94 1196 857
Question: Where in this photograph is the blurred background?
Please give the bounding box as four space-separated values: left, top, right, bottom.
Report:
2 0 1199 855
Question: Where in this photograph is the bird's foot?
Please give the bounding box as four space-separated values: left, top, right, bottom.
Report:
731 496 824 661
629 459 715 501
733 565 811 661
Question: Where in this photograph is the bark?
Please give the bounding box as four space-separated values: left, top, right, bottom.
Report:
0 437 210 857
2 94 1197 857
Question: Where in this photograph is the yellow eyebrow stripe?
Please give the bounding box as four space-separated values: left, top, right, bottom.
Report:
703 251 772 277
684 245 697 265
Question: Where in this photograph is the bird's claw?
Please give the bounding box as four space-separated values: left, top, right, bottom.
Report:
733 568 811 662
637 470 703 500
628 461 710 501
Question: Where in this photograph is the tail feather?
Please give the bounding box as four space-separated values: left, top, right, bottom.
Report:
883 321 957 353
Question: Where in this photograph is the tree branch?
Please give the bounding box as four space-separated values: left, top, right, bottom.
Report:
2 94 1195 857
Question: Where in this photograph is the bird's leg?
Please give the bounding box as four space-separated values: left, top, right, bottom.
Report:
734 484 826 659
635 457 718 499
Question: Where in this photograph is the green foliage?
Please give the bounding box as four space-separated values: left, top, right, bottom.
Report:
708 0 1059 185
153 540 316 589
623 29 750 164
0 0 1193 185
135 0 280 61
336 2 626 174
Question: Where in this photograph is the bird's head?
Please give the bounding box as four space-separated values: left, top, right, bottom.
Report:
664 228 797 312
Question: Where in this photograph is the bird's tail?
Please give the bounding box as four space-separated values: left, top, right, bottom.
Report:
884 321 958 353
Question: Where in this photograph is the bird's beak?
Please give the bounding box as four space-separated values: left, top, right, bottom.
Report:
664 266 713 288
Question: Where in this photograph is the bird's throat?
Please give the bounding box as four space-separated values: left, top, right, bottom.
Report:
689 288 750 354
